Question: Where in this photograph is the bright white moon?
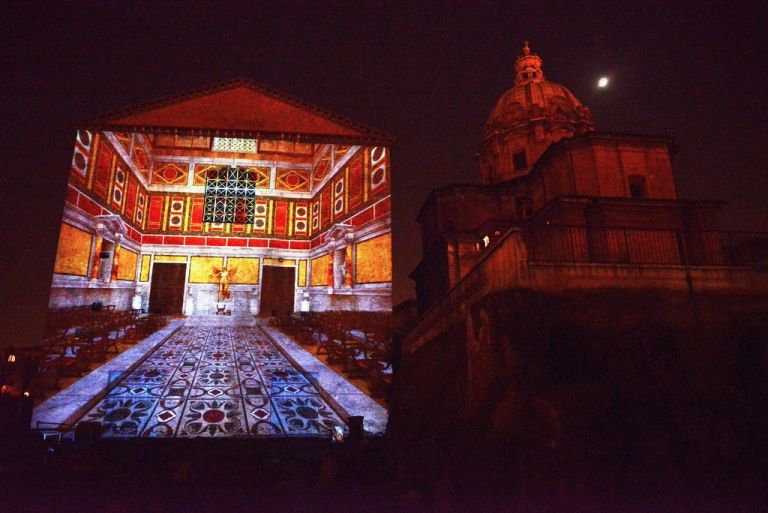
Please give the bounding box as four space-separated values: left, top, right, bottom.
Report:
598 77 609 88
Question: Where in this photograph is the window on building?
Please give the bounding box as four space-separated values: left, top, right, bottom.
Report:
513 151 528 171
628 175 648 199
204 166 257 223
211 137 257 153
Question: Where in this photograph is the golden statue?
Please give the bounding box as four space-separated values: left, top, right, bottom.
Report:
210 265 237 302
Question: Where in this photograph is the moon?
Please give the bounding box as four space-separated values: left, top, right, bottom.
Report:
598 77 609 88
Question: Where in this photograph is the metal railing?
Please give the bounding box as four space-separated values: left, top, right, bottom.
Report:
524 225 768 267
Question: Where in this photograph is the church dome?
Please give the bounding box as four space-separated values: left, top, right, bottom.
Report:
477 42 595 183
483 42 594 138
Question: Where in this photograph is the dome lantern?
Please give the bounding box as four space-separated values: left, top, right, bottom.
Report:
515 41 545 84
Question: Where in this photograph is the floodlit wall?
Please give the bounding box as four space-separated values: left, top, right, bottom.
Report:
49 130 392 314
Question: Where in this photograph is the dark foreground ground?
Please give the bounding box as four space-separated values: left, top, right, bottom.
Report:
3 290 767 512
1 430 765 513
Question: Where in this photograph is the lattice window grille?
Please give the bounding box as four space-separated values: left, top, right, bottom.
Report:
203 167 258 223
211 137 257 153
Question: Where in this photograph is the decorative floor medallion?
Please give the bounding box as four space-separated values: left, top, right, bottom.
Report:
80 325 345 438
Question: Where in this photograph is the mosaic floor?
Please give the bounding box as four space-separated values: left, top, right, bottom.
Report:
80 325 346 438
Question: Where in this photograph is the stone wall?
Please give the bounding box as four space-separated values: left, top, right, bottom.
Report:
389 288 768 507
307 286 391 312
48 286 134 311
180 284 260 316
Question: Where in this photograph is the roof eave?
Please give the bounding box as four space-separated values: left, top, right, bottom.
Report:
77 122 395 146
75 77 395 145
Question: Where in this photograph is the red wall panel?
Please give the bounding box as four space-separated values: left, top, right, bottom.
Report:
189 197 205 232
65 185 79 206
147 195 165 231
347 152 364 210
352 205 374 227
320 187 331 229
78 195 103 216
374 197 391 218
92 144 113 200
185 236 206 245
273 201 288 235
124 175 138 224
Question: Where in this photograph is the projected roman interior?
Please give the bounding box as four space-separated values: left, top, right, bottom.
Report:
37 80 392 437
52 83 391 315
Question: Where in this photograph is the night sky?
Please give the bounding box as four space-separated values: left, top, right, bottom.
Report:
1 2 766 348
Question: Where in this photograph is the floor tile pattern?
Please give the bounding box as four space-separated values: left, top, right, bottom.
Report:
80 325 346 438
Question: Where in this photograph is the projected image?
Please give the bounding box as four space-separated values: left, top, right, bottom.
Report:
203 166 259 224
31 80 392 438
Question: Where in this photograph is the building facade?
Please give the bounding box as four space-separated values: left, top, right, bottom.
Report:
392 43 768 506
410 43 750 314
49 79 393 316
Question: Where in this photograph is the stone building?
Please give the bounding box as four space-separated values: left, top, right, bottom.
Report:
49 79 393 316
392 43 768 507
410 42 746 314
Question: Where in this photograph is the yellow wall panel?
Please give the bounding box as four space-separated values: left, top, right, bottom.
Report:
263 258 296 267
53 223 92 276
139 255 151 282
161 195 170 231
288 202 294 236
184 197 192 231
154 255 187 263
267 200 274 233
227 257 260 284
355 233 392 284
189 256 224 284
115 246 138 281
310 254 330 286
298 259 307 287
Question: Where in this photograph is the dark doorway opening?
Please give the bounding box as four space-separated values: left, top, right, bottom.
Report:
148 263 186 315
260 266 295 317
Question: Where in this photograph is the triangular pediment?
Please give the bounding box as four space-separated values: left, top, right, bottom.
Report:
94 214 129 238
82 79 392 145
326 223 355 242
